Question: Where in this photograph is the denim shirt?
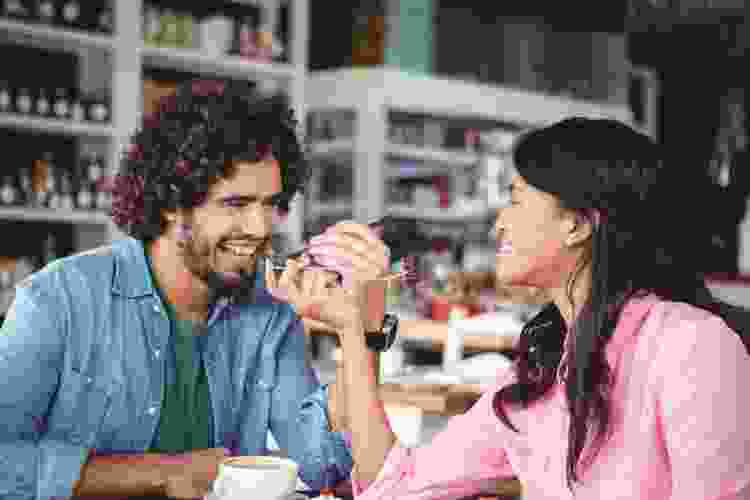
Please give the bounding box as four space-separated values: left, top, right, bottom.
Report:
0 237 352 500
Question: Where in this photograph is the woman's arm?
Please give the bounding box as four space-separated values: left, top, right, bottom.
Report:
338 321 517 499
337 321 397 485
658 313 750 500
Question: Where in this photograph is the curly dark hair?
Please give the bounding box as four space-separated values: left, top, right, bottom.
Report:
109 78 311 240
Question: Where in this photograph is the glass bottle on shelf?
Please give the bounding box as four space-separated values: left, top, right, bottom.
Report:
76 178 94 210
31 152 55 208
87 153 103 185
95 181 111 211
53 88 69 119
0 80 11 113
35 88 51 117
0 175 18 206
35 0 55 24
57 170 74 210
69 88 85 121
14 87 32 114
44 154 58 208
76 154 93 210
61 0 81 29
142 4 161 47
17 167 33 205
96 0 113 34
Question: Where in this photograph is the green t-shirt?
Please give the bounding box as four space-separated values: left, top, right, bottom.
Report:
146 253 211 453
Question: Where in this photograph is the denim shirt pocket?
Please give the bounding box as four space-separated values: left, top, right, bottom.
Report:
47 367 115 447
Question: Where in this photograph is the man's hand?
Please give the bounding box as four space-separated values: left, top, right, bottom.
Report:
162 448 228 499
266 220 391 333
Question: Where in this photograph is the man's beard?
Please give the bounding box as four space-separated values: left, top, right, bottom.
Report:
205 268 256 304
182 236 263 305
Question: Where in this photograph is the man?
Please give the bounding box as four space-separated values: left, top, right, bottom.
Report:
0 79 389 499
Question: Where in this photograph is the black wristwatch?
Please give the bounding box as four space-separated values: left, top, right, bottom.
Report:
364 313 399 352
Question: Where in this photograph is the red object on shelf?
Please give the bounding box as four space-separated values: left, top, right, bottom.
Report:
433 175 451 209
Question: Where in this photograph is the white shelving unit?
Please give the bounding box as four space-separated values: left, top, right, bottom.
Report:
0 112 115 138
0 0 309 254
306 67 634 226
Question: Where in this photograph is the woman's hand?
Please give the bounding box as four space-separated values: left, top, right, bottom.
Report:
266 259 364 332
305 220 391 292
265 220 391 333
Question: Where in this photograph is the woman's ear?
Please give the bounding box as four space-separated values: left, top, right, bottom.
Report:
566 213 594 248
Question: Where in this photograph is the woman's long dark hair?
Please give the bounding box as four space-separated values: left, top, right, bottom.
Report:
492 117 739 492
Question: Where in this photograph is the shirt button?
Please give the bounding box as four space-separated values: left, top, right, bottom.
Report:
85 376 93 385
152 304 160 314
147 406 158 416
154 349 161 359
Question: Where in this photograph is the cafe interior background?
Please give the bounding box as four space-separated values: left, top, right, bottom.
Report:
0 0 748 480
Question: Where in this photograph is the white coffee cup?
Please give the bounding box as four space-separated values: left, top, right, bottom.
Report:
209 456 302 500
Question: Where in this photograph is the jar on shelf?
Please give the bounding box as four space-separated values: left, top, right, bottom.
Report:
14 87 32 114
0 175 18 206
0 80 12 113
177 11 195 49
60 0 81 29
87 91 110 123
3 0 30 19
34 88 51 117
35 0 56 24
53 88 70 119
159 8 180 47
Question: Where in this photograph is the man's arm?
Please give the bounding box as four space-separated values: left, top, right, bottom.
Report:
0 282 89 500
269 317 354 491
72 452 170 497
73 448 227 498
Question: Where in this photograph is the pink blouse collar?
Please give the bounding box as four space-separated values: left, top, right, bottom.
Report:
556 293 660 385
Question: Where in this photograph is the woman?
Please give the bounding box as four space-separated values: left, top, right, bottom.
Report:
270 117 750 499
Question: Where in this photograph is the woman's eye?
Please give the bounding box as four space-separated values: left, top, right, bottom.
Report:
225 200 245 208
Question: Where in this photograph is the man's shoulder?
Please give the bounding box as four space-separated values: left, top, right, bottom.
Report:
16 244 119 294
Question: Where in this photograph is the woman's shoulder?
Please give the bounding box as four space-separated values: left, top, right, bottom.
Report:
634 296 749 369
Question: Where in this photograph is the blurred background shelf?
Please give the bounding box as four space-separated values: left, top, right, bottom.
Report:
387 204 492 222
140 45 297 81
0 206 111 225
0 112 114 138
0 17 114 53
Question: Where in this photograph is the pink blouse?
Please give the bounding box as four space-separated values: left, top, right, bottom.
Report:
352 295 750 499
